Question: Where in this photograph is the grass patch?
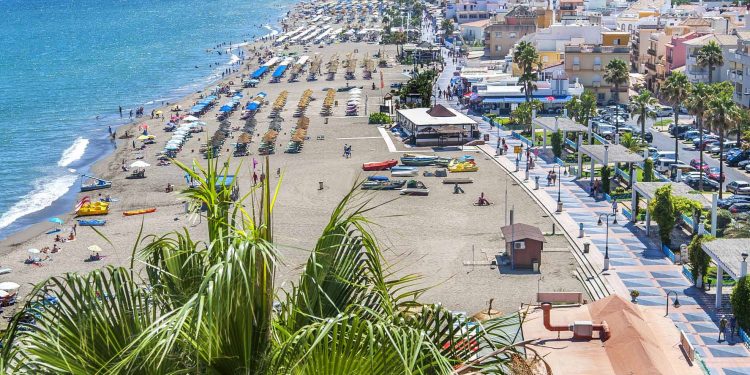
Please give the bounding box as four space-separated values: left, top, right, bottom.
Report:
653 119 673 129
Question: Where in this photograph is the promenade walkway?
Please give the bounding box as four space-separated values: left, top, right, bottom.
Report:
431 53 750 375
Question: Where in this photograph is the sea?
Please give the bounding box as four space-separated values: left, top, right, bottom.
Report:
0 0 293 239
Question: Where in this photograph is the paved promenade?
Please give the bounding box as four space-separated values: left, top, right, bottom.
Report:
432 54 750 375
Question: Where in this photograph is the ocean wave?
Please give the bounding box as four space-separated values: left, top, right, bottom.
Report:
57 137 89 167
0 174 79 231
228 53 241 64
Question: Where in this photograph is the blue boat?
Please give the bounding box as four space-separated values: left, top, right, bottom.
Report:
80 174 112 192
77 219 106 226
367 175 390 181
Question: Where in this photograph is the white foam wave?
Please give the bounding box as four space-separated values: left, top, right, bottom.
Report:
228 53 241 64
57 137 89 167
0 174 79 230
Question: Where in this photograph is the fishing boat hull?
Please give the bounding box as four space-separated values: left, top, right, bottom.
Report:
123 208 157 216
400 158 436 166
367 175 390 181
400 188 429 196
80 182 112 192
390 166 418 172
391 170 418 177
362 160 398 171
361 180 405 190
77 219 106 226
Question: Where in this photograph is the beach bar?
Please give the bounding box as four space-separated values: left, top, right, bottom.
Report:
396 104 478 147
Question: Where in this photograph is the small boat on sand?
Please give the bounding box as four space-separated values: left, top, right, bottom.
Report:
400 180 429 196
362 160 398 171
77 219 106 226
400 154 438 166
392 169 418 177
361 179 406 190
442 178 474 184
390 166 418 172
123 208 157 216
367 175 390 181
80 175 112 192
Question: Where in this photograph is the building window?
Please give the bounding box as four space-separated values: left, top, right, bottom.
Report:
594 57 601 65
597 93 606 101
496 45 501 52
613 38 621 45
495 32 502 38
509 32 517 38
573 56 580 65
542 55 549 63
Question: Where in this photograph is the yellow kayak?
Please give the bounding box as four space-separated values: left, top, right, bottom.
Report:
448 162 478 173
76 202 110 216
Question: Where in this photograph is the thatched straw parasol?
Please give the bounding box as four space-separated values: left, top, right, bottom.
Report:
470 299 502 322
262 130 278 142
237 132 252 144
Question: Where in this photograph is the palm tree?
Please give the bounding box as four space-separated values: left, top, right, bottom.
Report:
704 82 740 198
629 89 658 145
512 99 543 133
0 159 535 373
603 59 630 137
578 90 599 142
697 40 724 84
685 83 710 191
661 72 692 161
513 41 541 104
440 19 454 40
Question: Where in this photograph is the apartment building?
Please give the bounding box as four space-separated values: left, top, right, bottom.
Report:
683 33 738 83
512 24 605 75
483 5 538 58
727 31 750 108
564 39 630 104
558 0 584 21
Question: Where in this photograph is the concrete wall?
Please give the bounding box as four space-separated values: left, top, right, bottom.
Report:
508 239 543 269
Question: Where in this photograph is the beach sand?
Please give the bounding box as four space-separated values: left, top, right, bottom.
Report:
0 12 584 319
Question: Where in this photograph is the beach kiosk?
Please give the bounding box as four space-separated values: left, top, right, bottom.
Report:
501 223 545 271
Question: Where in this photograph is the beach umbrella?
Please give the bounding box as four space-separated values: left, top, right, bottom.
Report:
165 145 179 150
470 299 502 322
27 248 40 255
183 115 199 122
0 290 8 298
0 282 20 291
48 217 63 225
88 245 103 253
138 135 155 141
130 161 151 168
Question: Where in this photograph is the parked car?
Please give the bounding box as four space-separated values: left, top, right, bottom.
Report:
680 130 699 140
656 158 680 173
684 175 720 191
689 158 708 170
729 203 750 214
671 125 693 138
728 150 750 167
655 105 674 117
706 167 726 182
718 195 750 209
709 141 738 155
726 181 750 195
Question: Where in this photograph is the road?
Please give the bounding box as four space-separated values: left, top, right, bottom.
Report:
635 115 747 191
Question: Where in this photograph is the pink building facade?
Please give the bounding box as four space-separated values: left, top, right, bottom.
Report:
665 32 704 72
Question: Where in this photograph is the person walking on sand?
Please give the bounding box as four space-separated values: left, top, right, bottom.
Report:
343 144 348 158
612 200 618 216
252 171 258 186
129 109 133 119
119 106 123 117
719 316 728 342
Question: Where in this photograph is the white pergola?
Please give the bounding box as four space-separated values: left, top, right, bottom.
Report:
631 181 716 236
701 239 750 309
577 144 645 185
531 116 588 151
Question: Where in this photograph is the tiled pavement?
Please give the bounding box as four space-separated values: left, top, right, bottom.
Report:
432 53 750 374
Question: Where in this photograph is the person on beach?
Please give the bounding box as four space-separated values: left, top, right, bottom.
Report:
612 200 618 215
252 171 258 186
119 106 123 117
719 316 728 342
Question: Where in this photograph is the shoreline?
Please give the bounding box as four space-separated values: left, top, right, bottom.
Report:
0 23 284 241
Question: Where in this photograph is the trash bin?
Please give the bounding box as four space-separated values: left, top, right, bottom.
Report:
583 243 590 254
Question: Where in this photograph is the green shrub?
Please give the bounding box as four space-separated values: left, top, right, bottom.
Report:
731 276 750 331
643 158 654 182
688 235 712 285
368 112 392 124
551 130 563 159
601 166 611 194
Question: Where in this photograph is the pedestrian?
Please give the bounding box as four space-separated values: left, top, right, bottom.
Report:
72 223 77 237
276 167 281 178
252 171 258 186
129 109 133 119
347 145 352 158
132 140 136 149
546 171 552 186
551 170 557 185
119 106 123 117
719 316 728 342
730 315 737 341
260 172 266 184
612 200 619 215
108 125 112 135
343 144 348 157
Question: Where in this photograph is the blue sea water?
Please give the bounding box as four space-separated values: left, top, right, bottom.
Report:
0 0 292 238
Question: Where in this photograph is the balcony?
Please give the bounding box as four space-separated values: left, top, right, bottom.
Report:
688 72 709 82
572 63 580 71
593 63 602 71
730 71 744 81
647 48 656 56
645 62 656 71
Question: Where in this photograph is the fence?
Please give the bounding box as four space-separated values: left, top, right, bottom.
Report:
682 265 694 283
662 244 676 263
681 213 695 231
614 167 631 183
740 327 750 349
564 138 578 151
554 157 565 167
511 131 533 147
622 207 632 220
592 133 608 145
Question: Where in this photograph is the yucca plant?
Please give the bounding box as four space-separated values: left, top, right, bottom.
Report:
1 157 538 374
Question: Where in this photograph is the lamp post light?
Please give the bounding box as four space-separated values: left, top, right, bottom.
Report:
597 213 617 271
665 290 681 316
555 164 563 213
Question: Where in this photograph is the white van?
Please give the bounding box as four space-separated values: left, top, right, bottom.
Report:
655 105 674 117
656 158 679 173
655 151 676 161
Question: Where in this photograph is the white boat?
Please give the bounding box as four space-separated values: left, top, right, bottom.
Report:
400 180 429 196
392 169 418 177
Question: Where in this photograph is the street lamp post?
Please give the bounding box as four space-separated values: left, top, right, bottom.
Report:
555 164 563 212
665 291 681 316
597 213 618 271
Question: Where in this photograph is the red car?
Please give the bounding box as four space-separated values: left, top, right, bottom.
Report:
690 159 709 170
707 167 726 182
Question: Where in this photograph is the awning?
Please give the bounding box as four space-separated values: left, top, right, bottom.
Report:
272 65 287 78
246 102 260 111
251 66 269 79
481 95 573 104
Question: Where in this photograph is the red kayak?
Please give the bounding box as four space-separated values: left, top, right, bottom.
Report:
362 160 398 171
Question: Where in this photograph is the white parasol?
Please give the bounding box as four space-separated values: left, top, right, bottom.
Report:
130 161 151 168
0 281 20 290
88 245 103 253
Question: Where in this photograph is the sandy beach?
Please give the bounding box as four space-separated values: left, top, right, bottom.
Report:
0 4 583 319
